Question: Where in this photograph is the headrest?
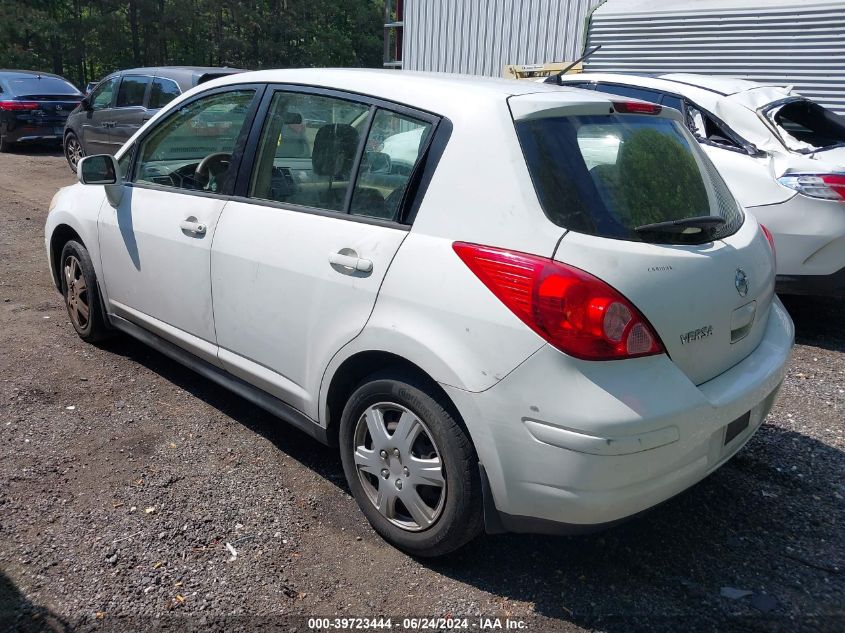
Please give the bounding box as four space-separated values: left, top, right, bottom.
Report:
313 123 359 178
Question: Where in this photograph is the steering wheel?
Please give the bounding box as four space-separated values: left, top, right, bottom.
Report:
195 152 232 190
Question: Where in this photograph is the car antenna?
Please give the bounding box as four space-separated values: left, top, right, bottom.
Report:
555 45 601 85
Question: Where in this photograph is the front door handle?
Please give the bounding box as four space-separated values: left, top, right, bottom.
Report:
180 218 207 236
329 250 373 273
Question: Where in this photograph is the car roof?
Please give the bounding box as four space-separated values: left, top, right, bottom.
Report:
104 66 245 91
0 69 71 80
200 68 615 117
558 72 795 112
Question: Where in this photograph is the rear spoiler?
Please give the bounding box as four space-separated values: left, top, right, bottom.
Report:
509 92 684 122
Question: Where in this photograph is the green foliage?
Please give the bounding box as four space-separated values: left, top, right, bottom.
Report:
614 128 710 227
0 0 384 88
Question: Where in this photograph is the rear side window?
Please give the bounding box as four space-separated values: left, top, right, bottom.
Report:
350 109 432 220
515 114 743 244
116 75 150 108
149 77 181 109
764 99 845 152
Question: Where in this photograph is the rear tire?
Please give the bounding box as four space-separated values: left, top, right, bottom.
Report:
0 134 11 153
339 371 483 557
59 240 111 342
64 132 83 172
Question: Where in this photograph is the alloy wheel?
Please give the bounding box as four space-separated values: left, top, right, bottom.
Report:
353 402 446 531
64 255 90 329
65 136 83 170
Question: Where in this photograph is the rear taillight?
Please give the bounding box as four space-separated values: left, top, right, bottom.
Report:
612 100 662 115
0 101 39 111
760 224 777 267
777 173 845 201
453 242 665 361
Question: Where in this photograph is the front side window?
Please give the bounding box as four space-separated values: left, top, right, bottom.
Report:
149 77 181 110
116 75 151 108
249 91 369 212
764 99 845 153
516 113 743 244
134 89 256 193
90 77 119 110
117 144 135 180
349 109 432 220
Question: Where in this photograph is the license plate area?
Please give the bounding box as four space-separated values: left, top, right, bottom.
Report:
724 411 751 445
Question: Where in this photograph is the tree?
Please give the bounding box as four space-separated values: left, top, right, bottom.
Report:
0 0 384 88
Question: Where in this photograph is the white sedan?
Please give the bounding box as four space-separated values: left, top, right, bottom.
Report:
46 69 792 555
554 72 845 296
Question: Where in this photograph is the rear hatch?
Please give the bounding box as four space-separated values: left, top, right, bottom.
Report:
511 92 775 385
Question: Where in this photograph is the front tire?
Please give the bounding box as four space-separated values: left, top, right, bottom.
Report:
339 372 483 557
64 132 83 172
59 240 110 342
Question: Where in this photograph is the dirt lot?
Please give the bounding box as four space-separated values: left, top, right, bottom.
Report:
0 147 843 633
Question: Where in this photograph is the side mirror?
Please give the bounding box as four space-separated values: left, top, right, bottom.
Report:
78 154 118 185
80 97 92 111
78 154 124 207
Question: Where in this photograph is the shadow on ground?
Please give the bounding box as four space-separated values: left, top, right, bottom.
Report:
0 571 68 632
781 294 845 352
96 330 843 632
4 142 64 158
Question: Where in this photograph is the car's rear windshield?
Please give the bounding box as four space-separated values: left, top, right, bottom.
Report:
763 99 845 153
6 76 81 97
515 114 744 244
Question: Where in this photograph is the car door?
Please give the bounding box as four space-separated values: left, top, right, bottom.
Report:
97 85 262 364
81 75 119 154
110 74 152 147
211 87 437 417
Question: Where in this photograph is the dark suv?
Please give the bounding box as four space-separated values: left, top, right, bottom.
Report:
0 70 83 152
63 66 244 171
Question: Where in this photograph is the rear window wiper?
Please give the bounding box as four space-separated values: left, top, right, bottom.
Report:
635 215 726 235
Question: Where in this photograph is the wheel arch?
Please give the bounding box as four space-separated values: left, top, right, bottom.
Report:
49 223 84 292
322 350 468 448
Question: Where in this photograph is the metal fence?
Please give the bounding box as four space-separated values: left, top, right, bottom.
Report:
401 0 603 76
584 0 845 113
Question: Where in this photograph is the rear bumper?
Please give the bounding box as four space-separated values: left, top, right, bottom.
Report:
749 196 845 293
444 297 794 533
1 120 66 144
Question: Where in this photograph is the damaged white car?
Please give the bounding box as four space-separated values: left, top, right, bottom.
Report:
553 73 845 296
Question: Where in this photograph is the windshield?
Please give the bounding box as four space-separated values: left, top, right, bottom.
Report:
7 76 81 97
515 114 744 244
763 99 845 153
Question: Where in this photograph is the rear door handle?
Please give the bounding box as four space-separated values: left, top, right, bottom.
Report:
180 218 207 236
329 251 373 273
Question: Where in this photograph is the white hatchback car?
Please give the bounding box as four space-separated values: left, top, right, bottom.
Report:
45 70 794 556
553 73 845 297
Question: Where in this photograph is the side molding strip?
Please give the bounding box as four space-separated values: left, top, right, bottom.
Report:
109 314 330 445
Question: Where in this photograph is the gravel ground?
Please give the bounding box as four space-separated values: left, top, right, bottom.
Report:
0 147 843 633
